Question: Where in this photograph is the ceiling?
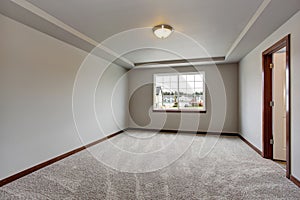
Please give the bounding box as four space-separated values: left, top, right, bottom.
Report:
1 0 300 68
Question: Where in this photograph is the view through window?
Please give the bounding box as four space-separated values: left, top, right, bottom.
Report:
153 72 205 111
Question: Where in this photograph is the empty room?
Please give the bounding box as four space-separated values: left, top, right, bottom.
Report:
1 0 300 199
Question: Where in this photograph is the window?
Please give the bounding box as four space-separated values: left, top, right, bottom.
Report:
153 72 206 112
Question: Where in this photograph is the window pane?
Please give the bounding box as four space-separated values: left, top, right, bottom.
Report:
187 81 194 89
170 75 177 82
164 96 176 108
195 74 203 81
171 82 177 89
161 82 171 89
179 88 186 95
156 82 162 87
186 88 194 95
195 88 203 94
195 82 203 88
156 76 163 82
154 72 205 111
179 75 187 82
186 75 194 81
179 95 193 108
179 81 186 88
163 76 170 82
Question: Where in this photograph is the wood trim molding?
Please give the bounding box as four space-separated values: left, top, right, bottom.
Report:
2 128 299 189
262 34 291 178
238 135 262 156
285 35 291 179
126 127 240 136
262 36 289 55
291 175 300 188
262 52 273 159
134 57 225 66
0 130 124 187
153 110 207 114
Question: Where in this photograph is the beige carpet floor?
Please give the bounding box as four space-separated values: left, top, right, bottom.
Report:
1 130 300 199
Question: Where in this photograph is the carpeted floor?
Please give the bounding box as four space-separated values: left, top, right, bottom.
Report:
1 130 300 199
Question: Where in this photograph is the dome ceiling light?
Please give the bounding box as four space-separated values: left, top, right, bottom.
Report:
153 24 174 39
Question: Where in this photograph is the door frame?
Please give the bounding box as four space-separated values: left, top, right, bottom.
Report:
262 35 290 178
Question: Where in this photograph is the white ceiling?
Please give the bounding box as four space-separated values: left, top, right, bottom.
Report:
25 0 263 59
1 0 300 68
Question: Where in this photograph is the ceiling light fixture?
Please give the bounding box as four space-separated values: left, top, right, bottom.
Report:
153 24 173 39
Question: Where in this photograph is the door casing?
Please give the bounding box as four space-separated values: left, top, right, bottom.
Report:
262 35 291 178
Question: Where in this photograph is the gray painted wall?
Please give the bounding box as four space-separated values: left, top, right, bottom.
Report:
239 11 300 180
0 14 127 179
128 64 239 133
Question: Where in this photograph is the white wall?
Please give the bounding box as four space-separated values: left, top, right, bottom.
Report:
128 63 239 133
239 11 300 180
95 64 128 134
0 14 128 180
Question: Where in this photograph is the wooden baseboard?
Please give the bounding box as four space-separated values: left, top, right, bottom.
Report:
273 159 287 163
291 175 300 187
126 127 240 136
3 128 298 188
238 135 262 156
0 130 124 187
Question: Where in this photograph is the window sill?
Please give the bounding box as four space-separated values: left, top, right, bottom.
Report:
153 109 207 113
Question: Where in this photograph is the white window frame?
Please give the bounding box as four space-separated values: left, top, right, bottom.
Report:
153 72 206 112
